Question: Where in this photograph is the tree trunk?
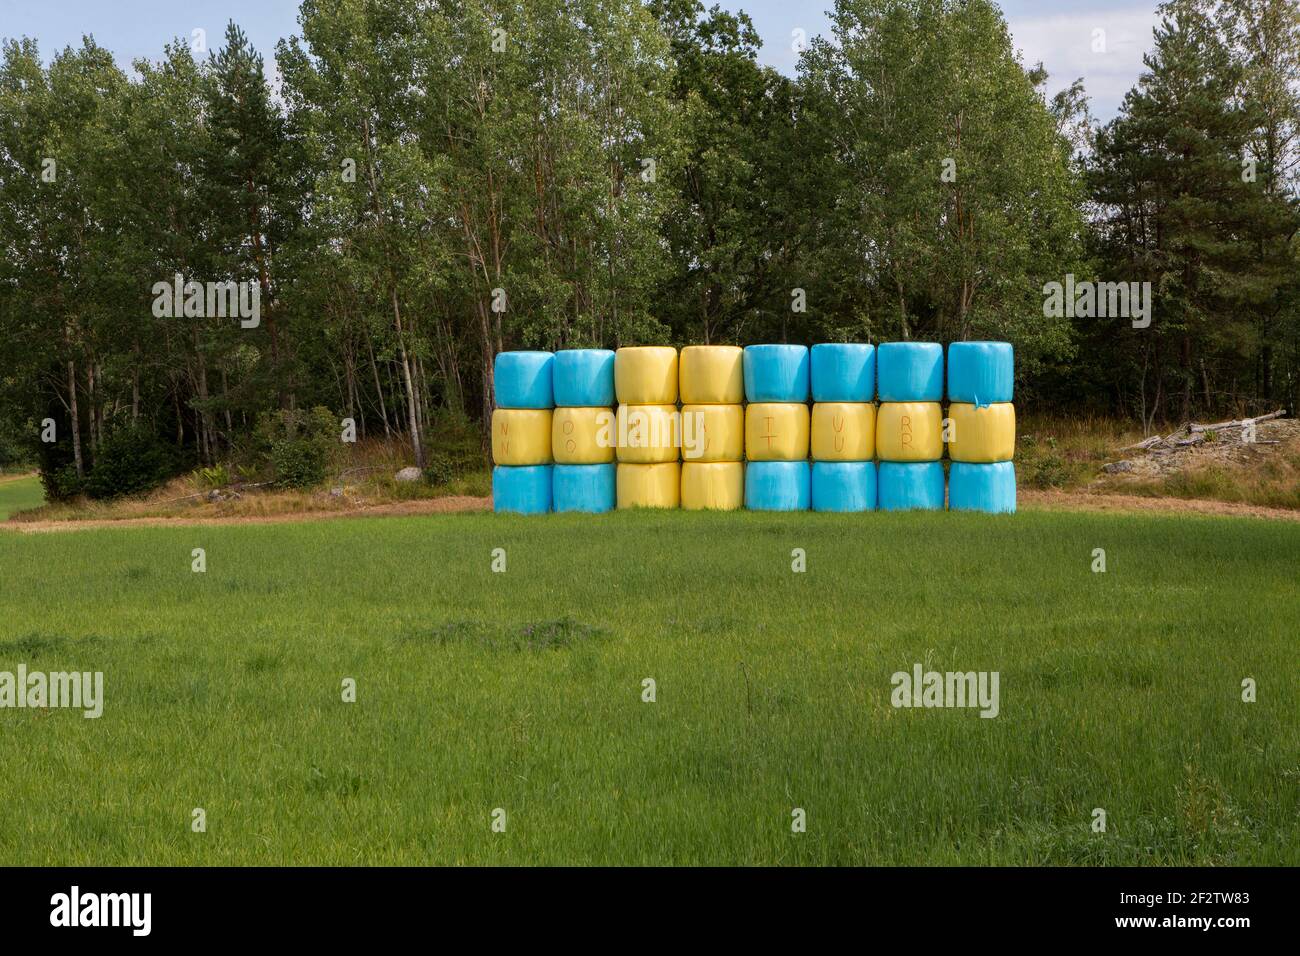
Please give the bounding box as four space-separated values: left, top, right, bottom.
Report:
67 358 84 480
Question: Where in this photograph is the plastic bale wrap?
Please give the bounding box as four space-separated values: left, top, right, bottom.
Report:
949 461 1017 514
551 406 616 464
679 345 744 404
616 462 681 509
742 344 810 402
493 464 553 514
810 343 875 402
615 346 678 405
745 460 810 511
946 402 1015 463
681 462 744 511
494 351 554 409
947 341 1013 406
744 402 810 461
615 404 680 463
552 463 616 513
680 404 743 463
811 402 875 461
877 461 945 511
876 342 943 402
553 349 616 407
875 402 943 461
491 408 553 465
811 461 877 512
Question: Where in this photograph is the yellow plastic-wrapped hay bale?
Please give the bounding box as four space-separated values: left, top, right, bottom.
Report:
615 346 678 405
680 404 743 462
551 406 616 464
745 402 810 461
946 402 1015 463
810 402 875 461
679 345 744 404
615 404 680 463
491 408 553 466
680 461 744 510
875 402 943 461
616 462 681 509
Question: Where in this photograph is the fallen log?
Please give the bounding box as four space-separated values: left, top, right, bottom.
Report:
1189 409 1285 433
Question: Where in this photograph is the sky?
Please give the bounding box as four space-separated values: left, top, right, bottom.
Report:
1 0 1161 119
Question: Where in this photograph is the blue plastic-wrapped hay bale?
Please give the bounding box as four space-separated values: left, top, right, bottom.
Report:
552 463 616 513
810 343 875 402
744 460 810 511
492 464 553 514
811 461 877 512
877 460 945 511
947 341 1013 406
948 461 1016 514
553 349 615 407
743 345 810 403
494 351 554 409
876 342 943 402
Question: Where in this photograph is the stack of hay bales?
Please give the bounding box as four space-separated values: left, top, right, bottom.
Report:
551 349 617 513
614 346 681 508
875 342 945 511
491 351 554 514
743 345 810 510
946 341 1016 513
809 344 877 511
678 346 745 510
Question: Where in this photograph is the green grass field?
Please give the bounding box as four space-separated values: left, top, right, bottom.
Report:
0 508 1296 865
0 475 43 520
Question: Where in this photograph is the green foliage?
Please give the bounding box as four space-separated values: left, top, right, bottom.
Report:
83 426 176 500
256 406 337 489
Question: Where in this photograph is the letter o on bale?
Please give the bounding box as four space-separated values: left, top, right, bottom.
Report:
617 462 681 509
493 464 553 514
946 402 1015 463
745 402 810 461
811 402 875 461
745 460 810 511
877 461 945 511
811 461 877 512
949 461 1017 514
679 345 744 404
551 406 615 464
680 404 743 462
810 343 875 402
494 351 555 409
681 461 744 511
553 349 615 407
876 342 943 402
875 402 943 461
743 344 810 403
616 404 680 463
492 408 553 465
947 341 1013 406
553 463 616 513
615 346 678 405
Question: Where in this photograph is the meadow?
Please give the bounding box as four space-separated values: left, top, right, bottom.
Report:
0 507 1296 865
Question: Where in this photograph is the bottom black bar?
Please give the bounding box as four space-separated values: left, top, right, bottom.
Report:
0 866 1283 941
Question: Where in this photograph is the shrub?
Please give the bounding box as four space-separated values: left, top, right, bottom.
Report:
423 452 456 486
83 426 176 499
256 406 337 489
41 462 85 501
